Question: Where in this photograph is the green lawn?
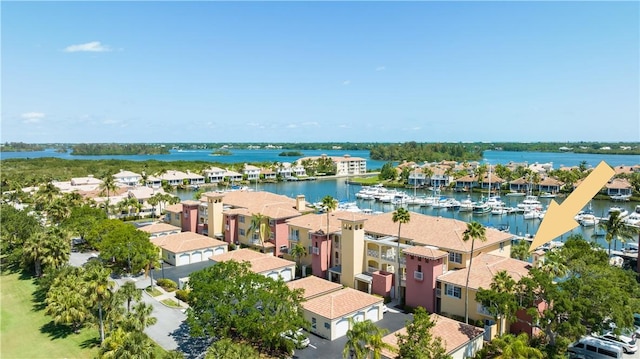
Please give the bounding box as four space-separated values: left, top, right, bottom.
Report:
0 271 99 359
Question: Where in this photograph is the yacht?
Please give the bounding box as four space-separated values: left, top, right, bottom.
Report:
579 213 599 227
607 206 629 218
624 212 640 226
517 195 543 212
472 202 491 215
459 196 475 212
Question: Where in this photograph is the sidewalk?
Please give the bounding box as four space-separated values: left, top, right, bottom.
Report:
145 285 189 310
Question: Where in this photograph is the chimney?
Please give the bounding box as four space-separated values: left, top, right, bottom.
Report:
296 195 306 211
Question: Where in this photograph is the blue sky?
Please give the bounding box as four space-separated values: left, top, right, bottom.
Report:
2 1 638 143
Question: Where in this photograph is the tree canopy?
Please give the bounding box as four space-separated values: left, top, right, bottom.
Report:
186 260 308 356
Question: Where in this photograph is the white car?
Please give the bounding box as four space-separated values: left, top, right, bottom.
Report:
595 332 638 353
382 304 388 313
281 328 310 349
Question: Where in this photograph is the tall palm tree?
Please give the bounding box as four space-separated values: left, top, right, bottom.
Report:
598 211 639 253
124 302 157 332
392 207 410 303
510 240 530 261
35 181 61 210
84 263 114 343
23 228 70 277
118 281 141 313
321 195 337 279
290 242 308 278
462 221 487 324
113 331 156 359
99 174 118 210
247 213 271 251
45 268 91 333
489 270 516 335
536 250 568 280
342 319 393 359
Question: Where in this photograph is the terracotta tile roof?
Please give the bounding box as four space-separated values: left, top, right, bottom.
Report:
509 177 529 185
363 212 513 253
438 253 531 289
380 314 484 358
113 170 141 178
150 232 227 254
538 177 562 186
606 178 632 189
285 211 347 233
403 246 448 260
208 190 307 219
181 200 201 206
137 223 182 234
286 276 343 299
302 288 383 320
165 204 182 213
210 248 294 274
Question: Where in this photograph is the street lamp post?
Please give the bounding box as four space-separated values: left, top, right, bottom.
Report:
161 260 165 279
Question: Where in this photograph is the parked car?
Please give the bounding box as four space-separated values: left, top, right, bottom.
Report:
594 331 637 353
281 328 310 349
568 336 623 359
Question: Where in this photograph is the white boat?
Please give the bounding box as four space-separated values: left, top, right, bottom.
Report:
524 209 543 220
517 195 543 212
539 192 557 198
623 212 640 226
459 196 475 212
472 202 491 215
579 213 599 227
607 206 629 218
491 206 509 215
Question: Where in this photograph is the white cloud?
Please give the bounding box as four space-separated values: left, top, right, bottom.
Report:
342 80 351 86
286 124 298 128
21 112 45 124
376 66 386 71
301 121 319 127
338 124 349 128
64 41 112 53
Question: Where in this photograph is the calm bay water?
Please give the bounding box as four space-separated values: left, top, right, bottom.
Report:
1 148 638 170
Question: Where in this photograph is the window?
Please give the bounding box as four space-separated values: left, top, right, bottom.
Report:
414 271 424 281
324 322 330 329
311 318 316 329
586 345 597 353
312 247 320 255
449 252 462 264
417 265 422 272
445 284 462 299
500 241 504 251
599 348 619 358
269 219 275 227
239 229 245 236
239 216 245 223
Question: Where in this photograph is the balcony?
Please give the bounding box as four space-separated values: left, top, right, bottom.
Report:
414 271 424 281
249 238 261 246
368 266 379 273
367 249 379 258
380 253 396 262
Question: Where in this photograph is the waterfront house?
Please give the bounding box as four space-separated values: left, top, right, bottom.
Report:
150 231 228 266
606 178 633 201
127 186 167 218
528 162 553 174
164 204 183 228
430 165 453 188
158 170 188 186
478 173 504 192
210 248 296 282
261 168 277 181
113 170 142 186
408 167 428 187
454 174 477 192
537 176 563 194
223 169 243 183
243 164 261 181
203 166 225 183
508 176 531 193
145 175 162 188
380 314 485 359
275 162 294 179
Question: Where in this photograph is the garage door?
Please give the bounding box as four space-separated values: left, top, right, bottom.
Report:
267 271 279 280
365 307 379 322
335 318 350 339
178 253 190 266
204 249 214 259
353 312 365 323
280 268 292 282
213 247 224 255
191 251 202 263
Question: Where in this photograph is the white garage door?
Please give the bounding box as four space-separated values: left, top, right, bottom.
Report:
267 271 279 280
335 318 350 339
178 253 190 266
191 251 202 263
280 268 292 282
351 312 365 325
213 247 224 255
365 307 379 322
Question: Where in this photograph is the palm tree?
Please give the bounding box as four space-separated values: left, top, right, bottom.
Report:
99 174 118 210
462 221 487 324
482 333 543 359
247 213 271 251
490 270 516 335
45 268 91 333
343 319 393 359
290 242 308 278
321 195 337 279
536 250 568 280
392 207 410 303
124 302 157 332
35 181 61 210
118 281 141 313
205 338 260 359
510 240 530 261
84 263 114 343
113 331 156 359
23 228 70 277
598 211 640 253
